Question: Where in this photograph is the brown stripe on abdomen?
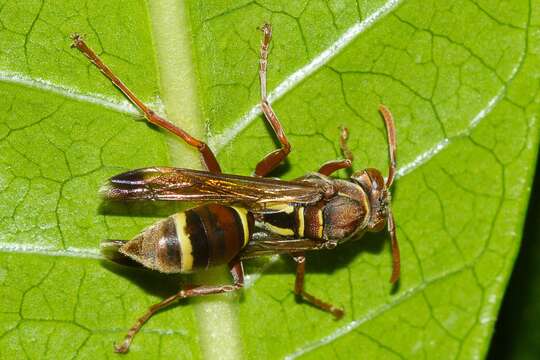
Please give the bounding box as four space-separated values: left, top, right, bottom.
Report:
185 209 209 269
118 205 254 274
187 204 254 269
156 217 180 267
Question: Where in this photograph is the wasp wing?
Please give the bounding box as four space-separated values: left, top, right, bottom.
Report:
102 167 325 206
239 232 329 259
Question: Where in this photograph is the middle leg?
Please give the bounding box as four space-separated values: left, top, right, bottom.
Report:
254 23 291 177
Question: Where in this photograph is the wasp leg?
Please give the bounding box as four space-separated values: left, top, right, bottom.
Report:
318 159 352 176
254 23 291 177
71 35 221 173
113 261 244 353
292 253 344 319
387 211 400 283
318 127 353 176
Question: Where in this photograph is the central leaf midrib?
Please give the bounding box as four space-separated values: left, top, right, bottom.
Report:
146 1 243 359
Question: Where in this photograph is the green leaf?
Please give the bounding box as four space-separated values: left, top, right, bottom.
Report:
1 1 538 359
488 164 540 360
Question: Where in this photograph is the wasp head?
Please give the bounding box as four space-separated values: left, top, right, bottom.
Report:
351 168 390 232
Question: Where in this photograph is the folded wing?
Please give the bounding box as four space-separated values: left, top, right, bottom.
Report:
101 167 325 207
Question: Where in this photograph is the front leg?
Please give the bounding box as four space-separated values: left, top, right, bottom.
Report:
318 126 354 176
292 252 344 319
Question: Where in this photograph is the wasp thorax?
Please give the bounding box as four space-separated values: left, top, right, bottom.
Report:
351 168 390 233
323 196 365 239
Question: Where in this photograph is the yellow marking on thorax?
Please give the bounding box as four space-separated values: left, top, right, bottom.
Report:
264 223 295 236
173 212 193 272
267 203 295 214
260 204 296 236
231 206 251 247
316 209 324 238
297 207 305 237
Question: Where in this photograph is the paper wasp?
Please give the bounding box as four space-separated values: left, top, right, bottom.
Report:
71 23 399 353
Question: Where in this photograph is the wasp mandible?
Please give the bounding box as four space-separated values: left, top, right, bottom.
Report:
71 23 399 353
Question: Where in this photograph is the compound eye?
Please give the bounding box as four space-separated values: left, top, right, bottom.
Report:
351 171 371 189
369 215 386 232
365 169 385 191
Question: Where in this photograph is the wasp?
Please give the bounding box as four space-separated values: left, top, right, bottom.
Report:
71 23 399 353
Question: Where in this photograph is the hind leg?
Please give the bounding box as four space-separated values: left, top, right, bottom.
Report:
71 35 221 173
114 261 244 353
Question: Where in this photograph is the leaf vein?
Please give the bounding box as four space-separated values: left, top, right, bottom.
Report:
0 70 145 116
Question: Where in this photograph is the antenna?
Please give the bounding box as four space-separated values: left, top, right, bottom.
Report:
379 105 397 188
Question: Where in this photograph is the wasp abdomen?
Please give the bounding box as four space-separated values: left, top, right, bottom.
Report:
119 204 254 273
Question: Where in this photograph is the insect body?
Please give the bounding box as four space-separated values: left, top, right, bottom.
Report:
72 24 399 353
104 202 254 273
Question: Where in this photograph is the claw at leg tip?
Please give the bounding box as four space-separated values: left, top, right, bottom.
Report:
114 342 129 354
259 22 272 35
333 309 345 320
70 33 83 48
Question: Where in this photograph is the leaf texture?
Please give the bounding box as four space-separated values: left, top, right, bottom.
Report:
0 0 539 359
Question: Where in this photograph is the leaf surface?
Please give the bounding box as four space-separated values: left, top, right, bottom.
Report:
0 0 539 359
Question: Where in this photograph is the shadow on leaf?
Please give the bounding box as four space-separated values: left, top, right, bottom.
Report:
247 231 388 276
101 259 186 298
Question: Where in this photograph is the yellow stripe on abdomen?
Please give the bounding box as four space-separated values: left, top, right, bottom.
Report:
231 206 251 247
173 212 193 272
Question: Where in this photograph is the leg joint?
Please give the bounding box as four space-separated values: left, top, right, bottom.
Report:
223 283 243 292
283 141 291 153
